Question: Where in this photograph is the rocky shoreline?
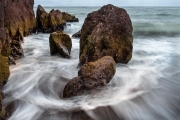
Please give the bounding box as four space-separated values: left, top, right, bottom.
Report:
0 1 133 119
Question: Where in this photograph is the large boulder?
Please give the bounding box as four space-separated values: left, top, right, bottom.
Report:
4 0 36 64
36 5 66 33
63 56 116 98
62 12 79 22
49 30 72 58
79 4 133 65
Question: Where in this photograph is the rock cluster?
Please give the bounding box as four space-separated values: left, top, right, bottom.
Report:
1 1 134 113
63 4 133 98
79 4 133 65
63 56 116 98
36 5 66 33
49 30 72 58
36 5 79 33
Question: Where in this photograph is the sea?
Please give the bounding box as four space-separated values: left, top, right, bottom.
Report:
2 6 180 120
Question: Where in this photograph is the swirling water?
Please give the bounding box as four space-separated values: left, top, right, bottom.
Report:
3 7 180 120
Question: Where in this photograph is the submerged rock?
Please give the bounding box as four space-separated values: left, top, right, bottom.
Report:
63 56 116 98
80 4 133 65
72 30 81 38
49 30 72 58
62 12 79 22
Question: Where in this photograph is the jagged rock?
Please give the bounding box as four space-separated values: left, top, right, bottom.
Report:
36 5 66 33
72 30 81 38
80 4 133 65
4 0 36 63
49 30 72 58
63 56 116 98
0 31 10 78
10 40 24 60
62 12 79 22
4 0 36 39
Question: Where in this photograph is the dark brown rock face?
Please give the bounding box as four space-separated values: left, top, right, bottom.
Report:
72 30 81 38
4 0 36 64
4 0 36 38
36 5 66 33
49 30 72 58
80 4 133 65
0 1 9 119
36 5 79 33
63 56 116 98
62 12 79 22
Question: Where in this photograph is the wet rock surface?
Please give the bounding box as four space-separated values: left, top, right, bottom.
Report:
72 30 81 38
4 0 36 38
62 12 79 22
0 1 9 119
36 5 79 33
49 30 72 58
80 4 133 65
36 5 66 33
63 56 116 98
4 0 36 64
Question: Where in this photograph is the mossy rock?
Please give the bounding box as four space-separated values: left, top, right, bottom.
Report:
0 55 9 83
49 31 72 58
63 56 116 98
62 12 79 22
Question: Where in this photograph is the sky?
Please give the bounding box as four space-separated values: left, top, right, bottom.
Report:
34 0 180 7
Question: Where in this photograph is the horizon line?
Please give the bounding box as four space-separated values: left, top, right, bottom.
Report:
34 5 180 7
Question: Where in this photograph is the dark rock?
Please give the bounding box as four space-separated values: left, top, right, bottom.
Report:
72 30 81 38
36 5 66 33
62 12 79 22
4 0 36 63
49 30 72 58
80 4 133 65
10 40 24 60
4 0 36 39
63 56 116 98
0 55 10 84
0 1 7 118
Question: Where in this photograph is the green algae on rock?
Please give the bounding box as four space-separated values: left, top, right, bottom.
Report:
0 55 9 84
49 31 72 58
